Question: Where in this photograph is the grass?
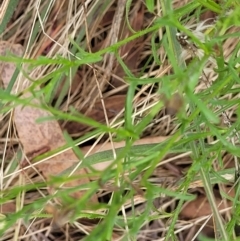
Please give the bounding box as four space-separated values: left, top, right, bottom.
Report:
0 0 240 240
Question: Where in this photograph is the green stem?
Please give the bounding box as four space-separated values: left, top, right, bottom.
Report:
0 0 19 36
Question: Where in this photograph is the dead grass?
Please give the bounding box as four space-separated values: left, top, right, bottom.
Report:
0 0 240 240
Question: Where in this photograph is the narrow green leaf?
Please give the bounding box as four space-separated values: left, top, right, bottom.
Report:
0 0 19 35
197 0 222 13
146 0 155 13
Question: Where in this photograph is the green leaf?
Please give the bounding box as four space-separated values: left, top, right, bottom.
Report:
197 0 222 13
187 90 219 124
75 52 102 64
0 0 19 35
146 0 155 13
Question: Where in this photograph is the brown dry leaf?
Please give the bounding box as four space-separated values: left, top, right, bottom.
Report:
63 95 125 134
0 202 16 214
91 4 144 91
180 194 231 219
199 0 218 23
0 41 98 202
180 194 232 240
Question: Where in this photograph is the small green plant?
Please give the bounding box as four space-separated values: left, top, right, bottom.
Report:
0 0 240 240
